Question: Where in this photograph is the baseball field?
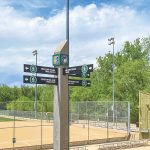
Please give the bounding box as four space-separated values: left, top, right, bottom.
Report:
0 117 127 149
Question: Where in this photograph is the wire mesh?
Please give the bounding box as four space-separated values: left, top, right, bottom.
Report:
0 100 130 149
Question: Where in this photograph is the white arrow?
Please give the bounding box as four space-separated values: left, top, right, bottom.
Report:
25 67 29 70
89 66 92 70
25 78 29 81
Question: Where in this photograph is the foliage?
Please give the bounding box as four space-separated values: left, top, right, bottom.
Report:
1 37 150 123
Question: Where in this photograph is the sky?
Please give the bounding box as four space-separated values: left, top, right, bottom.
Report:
0 0 150 86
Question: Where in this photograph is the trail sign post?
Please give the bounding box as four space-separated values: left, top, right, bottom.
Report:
53 41 69 150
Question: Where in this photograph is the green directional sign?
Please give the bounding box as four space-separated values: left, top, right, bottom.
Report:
63 64 93 78
68 79 91 87
23 75 58 85
24 64 58 75
30 65 37 74
30 76 37 84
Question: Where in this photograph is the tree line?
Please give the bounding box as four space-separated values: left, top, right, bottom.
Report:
0 37 150 123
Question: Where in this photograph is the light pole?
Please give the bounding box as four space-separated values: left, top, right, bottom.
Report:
108 37 115 124
66 0 70 149
32 50 38 118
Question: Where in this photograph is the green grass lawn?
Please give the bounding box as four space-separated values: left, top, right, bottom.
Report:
0 117 15 122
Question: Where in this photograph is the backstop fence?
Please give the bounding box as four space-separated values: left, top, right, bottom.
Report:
0 101 130 149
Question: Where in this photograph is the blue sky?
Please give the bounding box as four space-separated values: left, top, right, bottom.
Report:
0 0 150 86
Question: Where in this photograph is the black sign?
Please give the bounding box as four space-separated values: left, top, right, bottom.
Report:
23 75 58 85
68 79 91 87
24 64 58 75
63 64 93 78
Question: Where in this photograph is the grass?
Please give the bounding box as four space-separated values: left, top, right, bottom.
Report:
0 117 15 122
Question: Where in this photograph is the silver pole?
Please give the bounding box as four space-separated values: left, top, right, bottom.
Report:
66 0 70 149
35 53 37 118
108 38 115 124
107 102 109 141
112 41 115 124
33 50 38 119
127 102 130 135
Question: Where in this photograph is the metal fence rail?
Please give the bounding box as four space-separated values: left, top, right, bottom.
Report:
98 139 149 150
0 101 130 149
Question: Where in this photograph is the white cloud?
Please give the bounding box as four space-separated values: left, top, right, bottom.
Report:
0 3 150 85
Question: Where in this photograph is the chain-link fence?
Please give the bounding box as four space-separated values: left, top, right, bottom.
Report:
70 101 130 143
0 101 130 149
0 101 53 150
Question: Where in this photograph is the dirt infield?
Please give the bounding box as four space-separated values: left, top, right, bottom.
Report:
0 120 127 149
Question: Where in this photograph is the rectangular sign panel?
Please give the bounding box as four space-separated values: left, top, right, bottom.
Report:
24 64 58 75
68 79 91 87
23 75 58 85
63 64 93 78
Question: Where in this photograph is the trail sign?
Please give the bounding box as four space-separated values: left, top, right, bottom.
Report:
53 54 69 67
63 64 93 78
68 79 91 87
23 75 58 85
24 64 58 75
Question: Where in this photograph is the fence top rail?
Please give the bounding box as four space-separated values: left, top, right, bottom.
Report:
72 100 129 103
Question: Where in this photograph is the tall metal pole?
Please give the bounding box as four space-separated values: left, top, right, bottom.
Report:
33 50 38 118
35 53 37 118
53 1 69 149
112 41 115 124
108 38 115 124
66 0 70 149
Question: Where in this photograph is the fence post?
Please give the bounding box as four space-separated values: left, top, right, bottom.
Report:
13 102 16 150
116 102 117 129
88 113 90 143
127 102 130 136
107 101 109 141
78 102 79 123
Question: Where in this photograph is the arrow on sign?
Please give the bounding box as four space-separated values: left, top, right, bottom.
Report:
25 77 29 81
25 67 29 70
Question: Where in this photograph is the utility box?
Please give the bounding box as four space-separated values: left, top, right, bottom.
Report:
139 91 150 139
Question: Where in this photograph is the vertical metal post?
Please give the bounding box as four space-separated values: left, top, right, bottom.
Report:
88 113 90 143
33 50 38 119
78 102 79 123
112 42 115 124
53 0 69 149
107 102 109 141
108 38 115 124
35 54 37 118
41 102 43 149
116 102 117 129
13 102 16 150
66 0 70 149
127 102 130 135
